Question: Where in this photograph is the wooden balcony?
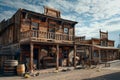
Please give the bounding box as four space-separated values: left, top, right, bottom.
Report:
20 30 74 44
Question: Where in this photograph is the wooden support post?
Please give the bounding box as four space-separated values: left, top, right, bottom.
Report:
19 52 22 63
106 50 108 62
99 50 101 63
117 50 119 59
30 43 34 73
19 44 22 63
89 46 92 66
74 44 76 68
92 45 94 62
38 47 41 69
56 44 59 70
112 50 114 60
89 46 91 61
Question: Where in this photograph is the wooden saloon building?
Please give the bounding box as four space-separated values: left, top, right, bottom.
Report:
75 30 119 63
0 7 119 73
0 7 77 72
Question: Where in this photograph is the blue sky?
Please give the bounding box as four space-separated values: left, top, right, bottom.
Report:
0 0 120 47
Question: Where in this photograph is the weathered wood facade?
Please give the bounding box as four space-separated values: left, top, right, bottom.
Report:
75 30 119 63
117 41 120 59
0 7 77 72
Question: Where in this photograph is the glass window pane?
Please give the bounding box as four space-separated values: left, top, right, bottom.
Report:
31 22 39 30
64 28 68 34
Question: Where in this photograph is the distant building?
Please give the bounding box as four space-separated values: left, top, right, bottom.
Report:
75 30 119 63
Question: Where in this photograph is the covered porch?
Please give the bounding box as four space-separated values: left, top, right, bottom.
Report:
19 42 77 72
93 45 119 63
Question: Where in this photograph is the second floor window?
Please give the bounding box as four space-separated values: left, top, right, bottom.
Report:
31 22 39 30
64 28 69 34
31 22 39 37
101 41 107 46
48 23 56 32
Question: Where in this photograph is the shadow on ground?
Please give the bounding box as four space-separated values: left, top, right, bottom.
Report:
83 71 120 80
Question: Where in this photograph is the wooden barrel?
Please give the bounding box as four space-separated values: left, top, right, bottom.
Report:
4 60 18 66
3 60 18 76
17 64 25 76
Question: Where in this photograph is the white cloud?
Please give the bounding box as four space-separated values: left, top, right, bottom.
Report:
43 0 75 12
0 0 44 21
75 17 120 39
75 0 91 14
0 10 15 21
0 0 120 46
92 0 120 20
75 24 100 39
61 14 77 21
74 0 120 41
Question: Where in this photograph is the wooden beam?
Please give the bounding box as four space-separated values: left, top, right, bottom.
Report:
74 44 76 68
92 45 94 61
89 46 92 61
30 42 34 73
117 50 119 59
99 49 101 63
56 44 59 70
19 51 22 63
38 47 41 69
106 50 108 62
112 50 114 60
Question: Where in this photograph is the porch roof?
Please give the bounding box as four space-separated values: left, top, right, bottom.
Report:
94 45 118 50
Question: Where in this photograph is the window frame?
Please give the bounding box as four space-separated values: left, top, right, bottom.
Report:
31 22 39 30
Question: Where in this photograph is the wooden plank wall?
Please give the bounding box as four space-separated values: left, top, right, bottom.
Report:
108 41 114 47
93 40 100 45
0 10 21 46
39 21 48 32
20 16 74 36
14 11 21 42
21 21 30 32
0 9 75 46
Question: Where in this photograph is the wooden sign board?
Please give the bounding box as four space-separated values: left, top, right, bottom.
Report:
100 31 108 39
44 6 60 18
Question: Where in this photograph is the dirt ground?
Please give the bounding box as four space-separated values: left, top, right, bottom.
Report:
0 68 120 80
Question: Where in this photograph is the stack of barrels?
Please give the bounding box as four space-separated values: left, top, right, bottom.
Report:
3 60 18 76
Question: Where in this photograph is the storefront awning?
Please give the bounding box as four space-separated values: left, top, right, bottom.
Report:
94 45 118 50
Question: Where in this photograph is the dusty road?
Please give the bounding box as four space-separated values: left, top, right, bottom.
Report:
0 60 120 80
0 68 120 80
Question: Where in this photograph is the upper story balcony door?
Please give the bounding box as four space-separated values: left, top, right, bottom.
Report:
31 22 39 37
64 27 69 40
48 22 56 39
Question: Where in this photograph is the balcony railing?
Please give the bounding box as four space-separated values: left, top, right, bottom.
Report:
20 30 73 42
